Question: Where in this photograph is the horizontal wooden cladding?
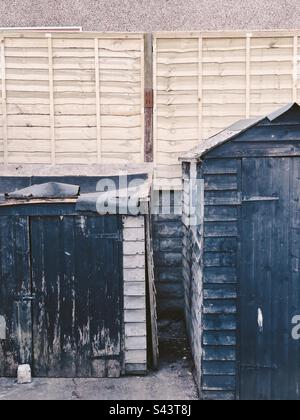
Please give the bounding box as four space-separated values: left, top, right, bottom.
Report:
207 140 300 159
202 375 236 392
203 314 237 331
154 31 300 185
0 32 144 165
123 216 147 374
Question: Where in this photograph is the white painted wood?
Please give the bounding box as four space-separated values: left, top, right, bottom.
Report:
123 241 145 256
123 215 147 374
125 336 147 350
124 268 146 282
124 309 146 323
123 226 145 241
125 349 147 364
124 295 146 310
125 323 147 338
1 37 8 164
124 282 146 297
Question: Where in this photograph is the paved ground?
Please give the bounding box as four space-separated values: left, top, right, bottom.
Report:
0 321 198 401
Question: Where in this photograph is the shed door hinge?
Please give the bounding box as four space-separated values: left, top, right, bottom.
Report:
145 88 154 109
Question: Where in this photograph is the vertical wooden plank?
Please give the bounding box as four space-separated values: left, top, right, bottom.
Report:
146 213 159 369
46 34 55 165
58 217 77 377
1 37 8 165
104 217 123 378
153 36 158 179
31 214 123 378
95 38 102 163
0 216 32 377
270 158 290 400
198 36 203 142
140 36 145 162
245 34 251 119
240 158 294 400
240 158 272 400
144 34 153 162
289 157 300 400
31 217 63 377
293 36 298 102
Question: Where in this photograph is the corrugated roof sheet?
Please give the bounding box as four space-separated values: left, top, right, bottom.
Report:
180 103 300 161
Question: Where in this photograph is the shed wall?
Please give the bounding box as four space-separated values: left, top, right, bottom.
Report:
153 214 183 318
184 117 300 399
182 162 203 388
0 178 149 374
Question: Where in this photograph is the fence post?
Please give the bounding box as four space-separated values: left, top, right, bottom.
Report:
144 33 153 163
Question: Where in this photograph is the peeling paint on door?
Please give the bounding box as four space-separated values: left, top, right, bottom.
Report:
258 308 264 333
0 316 6 340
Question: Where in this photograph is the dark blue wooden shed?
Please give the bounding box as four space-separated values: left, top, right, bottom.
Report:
181 103 300 400
0 173 157 379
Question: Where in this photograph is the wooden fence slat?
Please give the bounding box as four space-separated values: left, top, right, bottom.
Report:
47 34 55 164
293 36 298 102
246 34 251 118
198 37 203 142
95 38 102 162
1 37 8 165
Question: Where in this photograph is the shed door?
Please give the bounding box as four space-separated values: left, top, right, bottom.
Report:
0 217 32 377
0 214 123 378
240 157 300 400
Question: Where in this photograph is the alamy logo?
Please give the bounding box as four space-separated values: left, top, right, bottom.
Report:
291 316 300 340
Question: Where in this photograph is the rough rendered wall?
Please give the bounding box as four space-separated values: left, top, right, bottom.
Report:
0 1 300 32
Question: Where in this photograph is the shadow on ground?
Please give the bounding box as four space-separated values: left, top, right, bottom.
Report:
0 321 198 401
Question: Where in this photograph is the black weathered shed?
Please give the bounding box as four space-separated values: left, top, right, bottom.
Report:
0 174 157 379
181 103 300 400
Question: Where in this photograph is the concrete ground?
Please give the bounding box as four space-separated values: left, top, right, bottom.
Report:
0 321 198 401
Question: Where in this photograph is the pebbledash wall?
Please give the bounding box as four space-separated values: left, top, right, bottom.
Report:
3 30 300 320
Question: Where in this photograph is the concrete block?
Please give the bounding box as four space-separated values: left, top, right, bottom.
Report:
17 365 32 384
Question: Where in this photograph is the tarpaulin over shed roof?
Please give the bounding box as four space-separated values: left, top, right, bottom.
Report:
1 174 152 215
5 182 80 199
76 178 151 214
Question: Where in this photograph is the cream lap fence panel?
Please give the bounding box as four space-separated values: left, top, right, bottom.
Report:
154 31 300 188
0 32 144 165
